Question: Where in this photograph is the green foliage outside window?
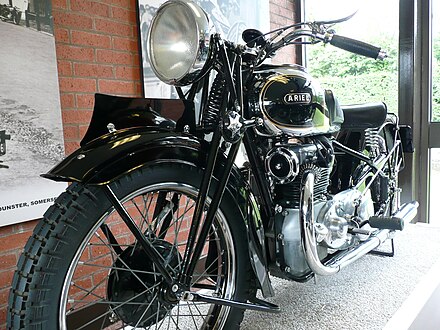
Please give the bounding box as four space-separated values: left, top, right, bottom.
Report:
306 34 399 113
433 35 440 122
307 34 440 121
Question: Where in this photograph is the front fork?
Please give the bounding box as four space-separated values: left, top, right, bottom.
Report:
179 127 242 287
99 42 270 307
179 43 246 287
101 125 242 292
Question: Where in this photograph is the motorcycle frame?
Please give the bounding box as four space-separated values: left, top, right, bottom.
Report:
334 118 403 214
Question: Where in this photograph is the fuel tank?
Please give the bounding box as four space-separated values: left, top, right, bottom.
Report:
249 64 343 136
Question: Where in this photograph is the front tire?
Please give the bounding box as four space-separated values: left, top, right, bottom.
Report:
8 164 254 329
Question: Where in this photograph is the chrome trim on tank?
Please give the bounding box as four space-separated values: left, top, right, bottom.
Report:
254 65 338 137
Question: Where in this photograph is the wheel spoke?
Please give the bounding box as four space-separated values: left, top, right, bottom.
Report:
131 291 160 328
100 223 123 255
130 192 155 237
69 281 106 307
158 199 195 239
67 281 161 318
77 261 161 277
162 304 181 330
192 251 223 286
190 301 211 323
186 301 200 328
72 287 157 330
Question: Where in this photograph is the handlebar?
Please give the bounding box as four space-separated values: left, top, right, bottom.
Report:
238 22 388 65
329 34 387 60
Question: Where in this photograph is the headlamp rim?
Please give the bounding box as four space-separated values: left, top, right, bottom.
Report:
146 0 214 86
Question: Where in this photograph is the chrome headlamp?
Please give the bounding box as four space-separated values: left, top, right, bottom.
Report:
147 0 214 86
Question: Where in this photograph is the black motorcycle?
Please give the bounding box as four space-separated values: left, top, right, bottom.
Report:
8 0 418 329
0 2 22 25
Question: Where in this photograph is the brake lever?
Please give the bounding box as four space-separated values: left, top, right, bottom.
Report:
314 11 358 26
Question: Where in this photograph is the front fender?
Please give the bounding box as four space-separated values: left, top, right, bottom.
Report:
43 128 203 184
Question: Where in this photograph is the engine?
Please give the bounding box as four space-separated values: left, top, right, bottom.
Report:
249 65 377 280
247 63 376 280
264 138 333 280
265 138 376 280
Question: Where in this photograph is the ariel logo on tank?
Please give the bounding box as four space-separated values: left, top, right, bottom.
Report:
283 93 312 105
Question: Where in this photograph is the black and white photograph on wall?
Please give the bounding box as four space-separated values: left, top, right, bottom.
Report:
0 0 66 226
138 0 270 98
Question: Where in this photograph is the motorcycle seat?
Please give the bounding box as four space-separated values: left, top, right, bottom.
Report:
340 102 387 130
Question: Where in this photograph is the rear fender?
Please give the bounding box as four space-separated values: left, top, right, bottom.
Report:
43 128 274 297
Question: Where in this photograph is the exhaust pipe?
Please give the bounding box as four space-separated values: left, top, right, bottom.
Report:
300 172 419 276
394 201 419 225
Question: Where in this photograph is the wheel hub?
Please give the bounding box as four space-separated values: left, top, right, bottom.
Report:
107 239 181 327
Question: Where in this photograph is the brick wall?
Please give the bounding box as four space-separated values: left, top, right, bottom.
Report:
54 0 142 155
0 0 297 327
270 0 298 63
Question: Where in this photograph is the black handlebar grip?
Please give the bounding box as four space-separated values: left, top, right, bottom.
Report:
330 35 386 60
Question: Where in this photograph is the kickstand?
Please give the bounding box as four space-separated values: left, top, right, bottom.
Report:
369 238 395 257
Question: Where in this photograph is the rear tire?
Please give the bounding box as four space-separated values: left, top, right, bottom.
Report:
8 164 254 329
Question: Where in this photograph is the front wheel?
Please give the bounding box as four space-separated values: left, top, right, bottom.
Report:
8 164 254 329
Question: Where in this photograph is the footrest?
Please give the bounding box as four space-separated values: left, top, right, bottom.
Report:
369 216 404 231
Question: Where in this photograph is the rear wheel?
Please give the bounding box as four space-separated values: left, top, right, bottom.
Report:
8 164 254 329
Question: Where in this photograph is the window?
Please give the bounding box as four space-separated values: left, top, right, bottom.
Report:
303 0 399 112
430 1 440 225
432 0 440 122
